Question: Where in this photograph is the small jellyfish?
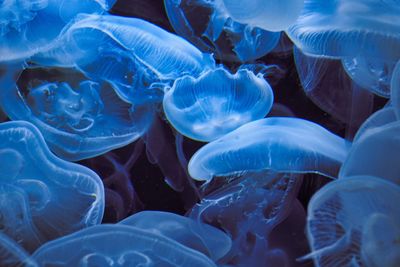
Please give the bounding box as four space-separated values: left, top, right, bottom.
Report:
304 176 400 267
339 119 400 185
0 0 114 62
220 0 304 32
120 210 232 261
0 121 104 252
391 60 400 119
163 0 281 62
0 66 154 161
32 224 217 267
32 14 216 103
163 67 274 142
188 117 349 181
0 232 38 267
287 0 400 59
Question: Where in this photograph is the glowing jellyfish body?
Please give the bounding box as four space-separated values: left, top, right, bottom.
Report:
0 121 104 252
339 120 400 185
188 117 349 181
305 176 400 267
163 68 274 142
32 224 217 267
220 0 304 32
163 0 281 62
0 67 154 161
0 0 114 62
287 0 400 60
120 211 232 261
0 233 38 267
391 60 400 119
33 14 215 103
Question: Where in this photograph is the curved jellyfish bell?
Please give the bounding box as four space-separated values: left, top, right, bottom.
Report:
220 0 304 32
286 0 400 60
32 14 216 104
32 224 217 267
0 66 154 161
391 60 400 120
163 67 274 142
0 0 114 62
163 0 281 62
0 121 104 252
188 117 350 181
120 210 232 261
304 176 400 267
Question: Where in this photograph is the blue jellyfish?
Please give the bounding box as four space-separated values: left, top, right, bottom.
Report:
0 66 154 161
188 117 350 181
188 170 305 267
0 233 38 267
391 60 400 120
286 0 400 60
219 0 304 32
32 14 216 104
0 0 114 62
32 224 217 267
163 67 274 142
0 121 104 252
304 176 400 267
339 120 400 185
163 0 281 62
120 210 232 261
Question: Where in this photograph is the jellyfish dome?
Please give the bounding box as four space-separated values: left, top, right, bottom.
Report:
0 121 104 252
391 60 400 119
32 224 217 267
188 117 349 181
286 0 400 60
220 0 304 32
305 176 400 267
0 66 154 161
32 14 216 103
120 210 232 261
163 67 274 142
0 0 114 62
163 0 281 62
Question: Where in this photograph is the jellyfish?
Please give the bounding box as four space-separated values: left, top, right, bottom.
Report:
188 117 350 181
32 224 217 267
286 0 400 60
304 176 400 267
0 233 38 267
0 121 104 252
339 119 400 185
391 60 400 120
163 67 274 142
0 66 154 161
163 0 281 62
219 0 304 32
120 210 232 261
0 0 114 62
188 170 304 267
32 14 216 104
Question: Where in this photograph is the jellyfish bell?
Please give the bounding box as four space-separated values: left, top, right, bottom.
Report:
391 60 400 120
163 67 274 142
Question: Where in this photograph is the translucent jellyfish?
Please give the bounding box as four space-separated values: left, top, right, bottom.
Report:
220 0 304 32
163 0 281 62
0 121 104 252
32 224 217 267
339 120 400 185
0 0 114 62
120 210 232 261
391 60 400 119
32 14 216 103
0 66 154 161
304 176 400 267
0 233 38 267
163 67 274 142
188 117 349 181
188 171 304 267
286 0 400 60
